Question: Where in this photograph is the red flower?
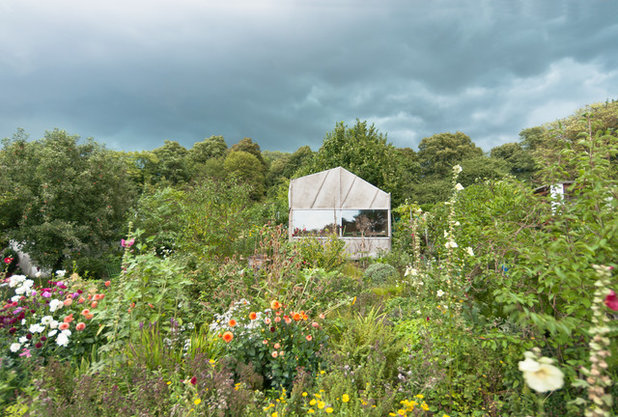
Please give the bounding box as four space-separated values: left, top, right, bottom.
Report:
228 319 237 327
222 331 234 343
105 281 111 287
605 290 618 311
76 322 86 331
4 257 13 264
249 312 257 320
190 376 197 385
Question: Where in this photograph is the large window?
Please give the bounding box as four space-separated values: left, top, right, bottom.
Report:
341 210 388 237
291 209 388 237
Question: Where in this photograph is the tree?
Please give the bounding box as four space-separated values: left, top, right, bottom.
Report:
490 142 537 179
224 151 266 200
230 137 267 170
0 129 135 272
302 120 410 204
146 140 190 185
417 132 483 178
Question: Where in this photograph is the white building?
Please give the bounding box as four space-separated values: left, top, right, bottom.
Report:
288 167 391 258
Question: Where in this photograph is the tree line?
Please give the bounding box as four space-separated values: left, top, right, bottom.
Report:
1 100 616 274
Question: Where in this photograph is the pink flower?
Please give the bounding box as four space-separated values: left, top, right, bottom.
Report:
19 348 32 358
605 290 618 311
121 238 135 248
76 322 86 331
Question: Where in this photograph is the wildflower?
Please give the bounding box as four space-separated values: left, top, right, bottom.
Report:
293 312 302 321
309 399 317 406
325 407 333 414
63 313 74 323
421 402 429 411
319 313 326 320
91 301 98 308
453 165 462 174
56 270 66 278
249 312 257 320
274 316 281 323
342 394 350 403
518 351 564 393
121 238 135 248
312 321 319 328
307 409 315 414
19 348 32 358
302 392 308 397
271 412 278 417
4 257 13 264
105 280 111 287
271 351 278 358
228 319 237 327
81 309 90 316
445 240 458 249
317 400 325 409
85 313 94 320
605 289 618 311
436 289 444 297
29 324 45 333
284 317 292 324
222 331 234 343
59 322 70 330
190 376 197 385
405 267 418 277
10 343 21 353
270 300 282 310
63 298 73 306
264 317 271 324
76 322 87 331
306 334 313 341
466 247 474 256
194 398 201 405
455 183 464 191
274 342 281 349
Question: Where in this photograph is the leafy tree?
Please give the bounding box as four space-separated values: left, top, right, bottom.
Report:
301 120 409 204
490 142 537 179
224 150 266 200
230 137 267 170
0 129 135 272
417 132 483 178
146 140 190 185
186 136 228 181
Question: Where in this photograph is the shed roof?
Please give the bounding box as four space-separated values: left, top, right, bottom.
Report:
289 167 390 210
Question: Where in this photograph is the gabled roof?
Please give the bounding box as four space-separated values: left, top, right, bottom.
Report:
289 167 390 209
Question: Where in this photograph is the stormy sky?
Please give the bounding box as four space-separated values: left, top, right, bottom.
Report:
1 0 616 153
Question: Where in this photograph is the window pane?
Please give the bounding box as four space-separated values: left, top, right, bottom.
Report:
341 210 388 237
291 210 339 236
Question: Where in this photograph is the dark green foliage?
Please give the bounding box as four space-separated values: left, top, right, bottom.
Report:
0 129 135 272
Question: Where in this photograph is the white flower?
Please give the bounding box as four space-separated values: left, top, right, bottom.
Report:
455 183 464 191
11 295 20 302
41 315 54 325
19 336 28 344
8 275 26 288
55 270 66 278
518 352 564 393
29 323 45 333
49 319 59 329
437 289 445 298
453 165 462 174
49 299 64 312
404 267 418 277
48 329 58 337
35 271 42 278
466 247 474 256
10 343 21 353
56 332 70 347
452 221 460 226
445 240 458 249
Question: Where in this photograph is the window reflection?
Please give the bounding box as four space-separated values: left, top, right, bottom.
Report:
291 210 340 237
291 209 388 237
341 210 388 237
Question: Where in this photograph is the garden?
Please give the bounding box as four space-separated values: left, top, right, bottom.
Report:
0 106 617 416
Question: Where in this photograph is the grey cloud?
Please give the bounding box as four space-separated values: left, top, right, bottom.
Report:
1 0 617 153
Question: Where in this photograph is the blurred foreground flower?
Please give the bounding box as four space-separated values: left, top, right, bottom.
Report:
518 349 564 393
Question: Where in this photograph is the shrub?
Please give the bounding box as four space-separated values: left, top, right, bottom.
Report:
363 263 398 286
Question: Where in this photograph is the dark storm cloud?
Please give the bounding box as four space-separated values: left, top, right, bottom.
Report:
1 0 616 153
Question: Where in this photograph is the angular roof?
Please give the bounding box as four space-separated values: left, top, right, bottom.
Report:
289 167 390 209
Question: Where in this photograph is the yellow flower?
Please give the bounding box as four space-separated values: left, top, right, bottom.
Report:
317 401 325 409
389 413 397 417
320 370 325 375
314 393 321 399
415 394 424 399
194 398 201 405
421 402 429 411
443 415 451 417
166 381 171 385
302 392 308 397
272 412 278 417
342 394 350 403
326 407 334 414
309 399 317 406
307 409 315 414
